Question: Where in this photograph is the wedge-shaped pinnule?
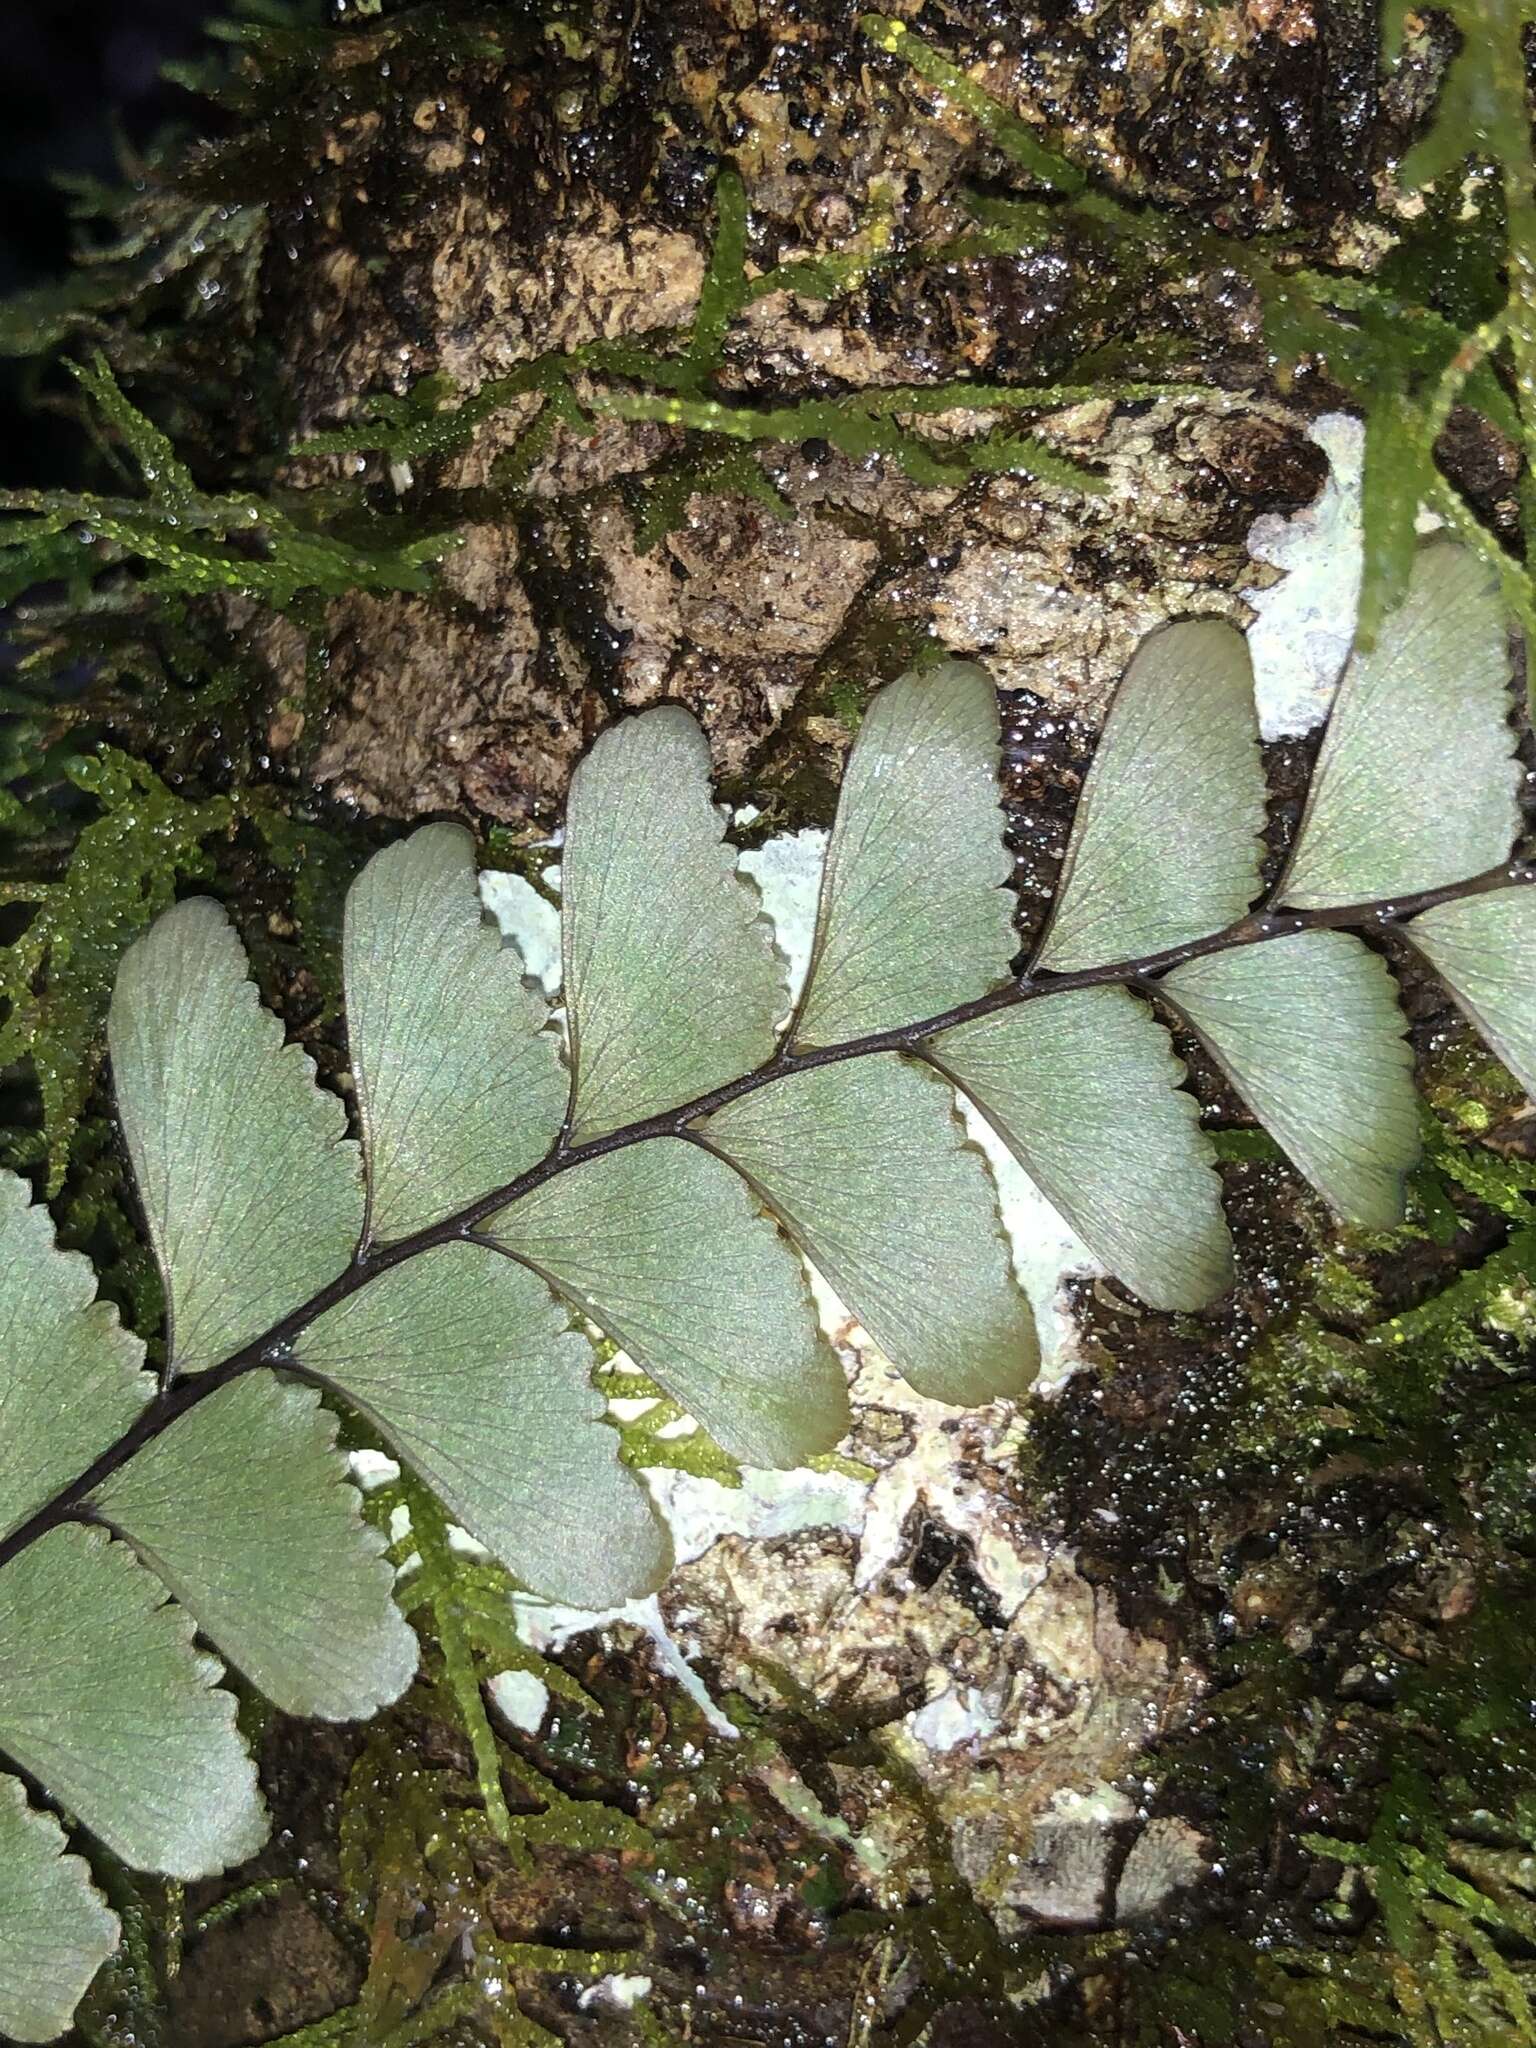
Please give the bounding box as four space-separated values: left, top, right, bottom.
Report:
562 707 785 1141
1279 542 1519 910
295 1244 671 1608
91 1376 417 1720
0 1524 267 1877
930 986 1233 1311
0 1175 268 2008
1162 932 1418 1228
345 823 566 1241
109 898 364 1375
487 1141 850 1468
1035 619 1265 972
698 1054 1037 1404
0 1775 119 2043
0 1157 413 1726
793 663 1015 1045
1406 888 1536 1096
0 1171 149 1541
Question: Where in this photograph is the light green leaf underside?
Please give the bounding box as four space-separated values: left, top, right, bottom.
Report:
0 1523 266 1877
345 823 566 1242
1035 619 1265 972
489 1141 849 1469
562 707 785 1141
931 986 1233 1311
91 1375 417 1720
109 898 363 1375
794 664 1014 1045
0 1773 118 2043
1163 933 1418 1228
1407 888 1536 1097
1280 542 1519 910
0 1171 150 1541
295 1244 671 1609
700 1054 1038 1404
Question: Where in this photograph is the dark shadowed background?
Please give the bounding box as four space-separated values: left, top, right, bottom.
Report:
1 1 230 485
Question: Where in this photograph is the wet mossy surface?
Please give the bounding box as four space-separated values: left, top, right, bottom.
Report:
7 0 1536 2042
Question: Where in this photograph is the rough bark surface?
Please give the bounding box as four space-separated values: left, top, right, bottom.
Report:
242 0 1383 830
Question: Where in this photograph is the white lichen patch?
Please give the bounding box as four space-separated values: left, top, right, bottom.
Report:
958 1099 1101 1394
653 1463 868 1566
667 1330 1187 1924
478 869 561 994
1000 1783 1137 1925
348 1447 402 1491
1116 1815 1210 1921
575 1972 653 2014
850 1353 1042 1598
1243 410 1363 739
736 826 827 1007
907 1678 1002 1752
512 1588 741 1738
879 398 1305 715
487 1667 549 1734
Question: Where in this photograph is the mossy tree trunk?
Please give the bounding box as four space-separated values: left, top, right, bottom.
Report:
15 3 1536 2044
238 0 1377 832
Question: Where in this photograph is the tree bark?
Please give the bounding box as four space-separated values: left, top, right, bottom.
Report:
240 0 1370 832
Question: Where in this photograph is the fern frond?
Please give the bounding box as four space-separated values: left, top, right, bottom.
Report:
2 533 1536 2037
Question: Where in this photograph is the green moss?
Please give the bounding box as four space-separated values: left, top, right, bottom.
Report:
336 1726 642 2045
0 748 235 1190
860 14 1086 195
594 1349 743 1488
628 441 793 555
1313 1251 1381 1324
295 153 1162 539
1117 1096 1536 2039
244 795 370 1019
0 355 457 612
1232 1319 1379 1458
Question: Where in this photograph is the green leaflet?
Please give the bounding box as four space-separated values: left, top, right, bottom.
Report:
0 1775 118 2043
0 1524 266 1876
108 897 364 1375
562 707 785 1141
699 1054 1038 1404
91 1375 417 1720
1280 543 1520 909
296 1244 671 1608
1035 619 1265 971
345 823 566 1241
0 1171 149 1541
794 664 1015 1045
487 1141 850 1468
930 986 1233 1311
1406 888 1536 1097
1163 933 1420 1228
